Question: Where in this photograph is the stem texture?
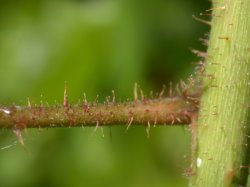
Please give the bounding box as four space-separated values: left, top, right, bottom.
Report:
0 97 197 129
191 0 250 186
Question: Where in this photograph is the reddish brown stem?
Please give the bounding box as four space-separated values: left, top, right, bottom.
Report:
0 97 198 129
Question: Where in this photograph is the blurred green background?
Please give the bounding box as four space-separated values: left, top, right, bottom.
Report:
0 0 209 187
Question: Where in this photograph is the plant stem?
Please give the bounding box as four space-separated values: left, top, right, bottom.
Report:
191 0 250 186
0 97 197 129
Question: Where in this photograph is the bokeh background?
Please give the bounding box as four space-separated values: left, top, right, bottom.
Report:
0 0 209 186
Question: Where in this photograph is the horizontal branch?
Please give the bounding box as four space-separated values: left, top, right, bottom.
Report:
0 97 198 129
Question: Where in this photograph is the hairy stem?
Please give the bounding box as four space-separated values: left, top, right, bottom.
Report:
191 0 250 186
0 97 198 129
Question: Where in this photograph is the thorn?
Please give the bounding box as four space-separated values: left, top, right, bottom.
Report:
176 117 182 123
83 93 87 105
125 116 133 133
134 83 138 102
146 121 151 139
64 81 68 107
154 117 157 127
40 94 44 107
0 141 18 150
112 90 115 104
192 15 211 26
200 12 212 16
199 12 222 17
94 95 99 105
27 97 31 108
140 89 144 101
191 48 207 58
206 5 226 12
180 80 187 91
170 114 175 125
199 38 209 46
0 108 11 115
159 84 166 98
93 120 99 133
13 129 24 146
105 96 110 105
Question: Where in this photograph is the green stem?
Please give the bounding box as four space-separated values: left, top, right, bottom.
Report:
191 0 250 186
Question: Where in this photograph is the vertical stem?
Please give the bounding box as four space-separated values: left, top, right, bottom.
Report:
191 0 250 186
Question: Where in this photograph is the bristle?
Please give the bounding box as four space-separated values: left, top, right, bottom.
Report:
153 117 157 127
27 97 31 108
140 89 144 101
125 116 133 133
191 48 207 59
192 15 211 26
199 38 209 46
63 81 68 107
146 121 151 139
112 90 115 103
13 129 24 146
105 96 110 105
100 127 105 138
134 83 138 101
159 84 166 98
83 93 87 105
206 5 226 12
94 120 99 132
94 95 99 105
